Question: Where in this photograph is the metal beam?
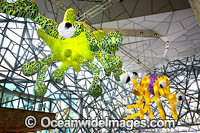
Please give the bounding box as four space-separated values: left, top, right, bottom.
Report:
78 0 119 22
48 0 68 12
119 47 152 72
102 28 163 37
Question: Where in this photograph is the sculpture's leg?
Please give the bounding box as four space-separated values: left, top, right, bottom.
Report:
82 60 102 98
22 54 53 76
124 113 140 120
156 98 166 120
168 94 178 120
135 78 151 120
144 94 154 120
138 96 144 119
93 37 123 81
156 76 178 120
151 90 166 120
71 54 85 72
94 51 124 81
144 101 154 119
106 54 123 81
140 78 154 119
126 104 138 109
82 61 100 85
33 54 53 97
113 69 124 81
51 61 69 83
34 65 49 97
152 78 168 120
104 68 112 76
169 101 178 120
22 61 42 76
51 69 65 83
125 96 144 120
41 54 54 66
147 106 154 119
94 51 107 67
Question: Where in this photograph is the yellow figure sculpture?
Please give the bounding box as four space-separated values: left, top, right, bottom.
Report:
124 74 185 120
37 28 94 72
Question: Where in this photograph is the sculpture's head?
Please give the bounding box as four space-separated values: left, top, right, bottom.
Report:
58 8 77 38
120 72 139 84
154 76 170 94
176 91 185 103
120 73 131 84
154 76 186 102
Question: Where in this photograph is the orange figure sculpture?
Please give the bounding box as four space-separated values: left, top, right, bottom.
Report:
124 73 185 120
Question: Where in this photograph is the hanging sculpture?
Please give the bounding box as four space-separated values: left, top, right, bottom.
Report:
0 0 129 97
124 72 185 120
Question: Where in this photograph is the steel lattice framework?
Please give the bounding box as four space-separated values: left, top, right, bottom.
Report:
153 54 200 132
0 12 200 133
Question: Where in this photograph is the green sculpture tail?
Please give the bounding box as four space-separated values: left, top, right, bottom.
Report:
0 0 59 38
0 0 38 19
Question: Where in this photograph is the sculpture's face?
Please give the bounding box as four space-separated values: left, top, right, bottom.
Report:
120 73 131 84
57 8 78 38
176 92 185 102
58 21 76 38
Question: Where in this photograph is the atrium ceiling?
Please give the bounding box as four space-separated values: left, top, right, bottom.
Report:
33 0 199 73
35 0 190 24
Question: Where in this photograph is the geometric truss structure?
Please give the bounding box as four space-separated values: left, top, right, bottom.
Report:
0 11 200 133
153 54 200 132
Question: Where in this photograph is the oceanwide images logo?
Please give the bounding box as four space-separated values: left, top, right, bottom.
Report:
25 116 175 129
25 116 37 128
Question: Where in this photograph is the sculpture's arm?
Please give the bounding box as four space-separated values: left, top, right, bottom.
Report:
157 76 178 120
82 60 100 85
100 31 123 54
152 80 166 120
37 28 56 49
